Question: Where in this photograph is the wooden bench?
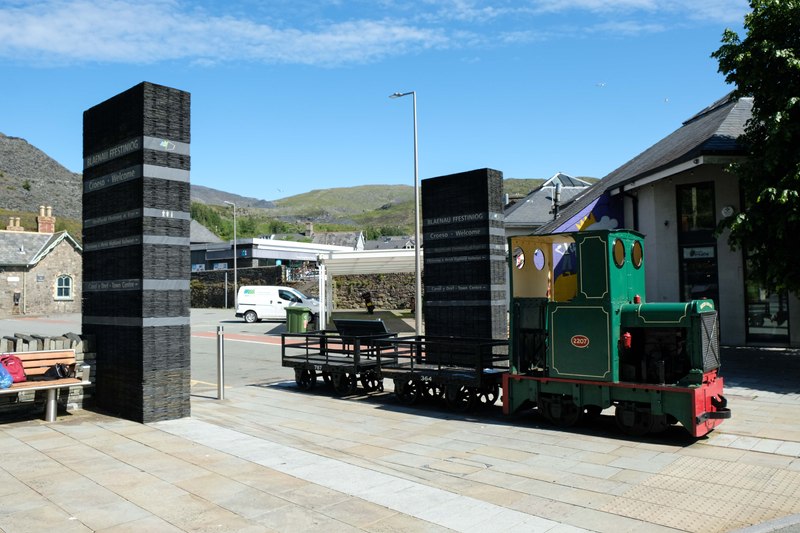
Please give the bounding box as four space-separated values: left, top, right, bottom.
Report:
1 349 92 422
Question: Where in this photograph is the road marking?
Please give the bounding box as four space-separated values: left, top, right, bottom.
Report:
191 331 283 345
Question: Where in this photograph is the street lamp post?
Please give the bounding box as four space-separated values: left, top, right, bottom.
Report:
223 201 238 309
390 91 423 336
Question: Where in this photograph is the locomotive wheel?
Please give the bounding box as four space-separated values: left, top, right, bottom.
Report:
583 405 603 419
360 372 382 393
614 403 655 436
332 372 357 396
476 383 500 406
394 379 420 405
445 385 477 412
539 395 581 427
294 368 316 391
650 414 669 433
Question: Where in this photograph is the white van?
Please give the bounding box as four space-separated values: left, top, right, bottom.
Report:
235 286 320 323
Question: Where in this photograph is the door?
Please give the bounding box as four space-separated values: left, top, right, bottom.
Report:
274 289 302 319
676 183 719 309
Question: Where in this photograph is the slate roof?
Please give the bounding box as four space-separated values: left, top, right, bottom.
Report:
190 220 223 244
312 231 364 250
537 94 753 234
0 230 82 267
364 236 415 250
504 173 592 228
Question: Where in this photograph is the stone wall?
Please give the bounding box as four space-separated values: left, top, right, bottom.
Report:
0 239 82 317
191 266 284 308
190 267 416 311
334 273 417 310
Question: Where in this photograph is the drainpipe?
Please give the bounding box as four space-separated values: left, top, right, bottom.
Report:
622 191 639 231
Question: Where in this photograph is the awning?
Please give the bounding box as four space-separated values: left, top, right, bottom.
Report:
317 248 422 325
318 248 420 275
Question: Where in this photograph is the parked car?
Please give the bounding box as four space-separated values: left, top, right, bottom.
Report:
235 286 320 323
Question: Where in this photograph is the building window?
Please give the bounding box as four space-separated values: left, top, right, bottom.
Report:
56 275 73 300
678 183 715 235
676 183 719 309
744 259 789 343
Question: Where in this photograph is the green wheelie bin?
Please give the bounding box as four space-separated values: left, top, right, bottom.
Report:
286 306 312 333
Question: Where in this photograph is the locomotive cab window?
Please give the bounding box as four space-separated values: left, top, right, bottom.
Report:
612 239 625 268
631 241 643 269
513 247 525 269
533 248 546 270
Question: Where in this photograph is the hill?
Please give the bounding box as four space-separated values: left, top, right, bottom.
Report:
0 132 82 219
0 132 598 239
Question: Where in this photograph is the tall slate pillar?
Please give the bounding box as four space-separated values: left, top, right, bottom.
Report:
82 82 191 423
422 168 507 352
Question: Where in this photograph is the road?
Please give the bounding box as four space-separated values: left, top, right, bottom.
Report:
0 308 296 394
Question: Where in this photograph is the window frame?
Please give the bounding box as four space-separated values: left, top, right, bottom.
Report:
55 274 73 301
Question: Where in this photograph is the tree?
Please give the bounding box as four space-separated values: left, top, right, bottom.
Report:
712 0 800 294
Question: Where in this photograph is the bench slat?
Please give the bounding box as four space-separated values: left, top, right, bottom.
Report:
2 349 81 384
4 377 84 392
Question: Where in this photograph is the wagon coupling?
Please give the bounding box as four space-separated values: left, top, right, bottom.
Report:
696 395 731 424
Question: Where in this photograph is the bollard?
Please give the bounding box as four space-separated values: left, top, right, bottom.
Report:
217 325 225 400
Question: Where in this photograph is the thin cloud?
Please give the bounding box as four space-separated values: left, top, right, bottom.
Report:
589 20 667 36
529 0 748 23
0 0 751 67
0 0 446 66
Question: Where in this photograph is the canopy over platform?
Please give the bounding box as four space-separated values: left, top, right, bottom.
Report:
317 248 422 325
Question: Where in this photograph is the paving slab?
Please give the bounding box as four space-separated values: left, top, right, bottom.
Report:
2 312 800 533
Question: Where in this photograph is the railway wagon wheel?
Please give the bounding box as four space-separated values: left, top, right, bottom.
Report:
321 372 332 386
422 382 444 402
394 379 421 405
614 402 666 436
332 372 357 396
294 367 316 391
476 383 500 406
539 394 581 427
360 371 383 393
445 385 477 412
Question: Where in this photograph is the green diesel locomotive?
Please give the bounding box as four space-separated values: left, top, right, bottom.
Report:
505 229 730 437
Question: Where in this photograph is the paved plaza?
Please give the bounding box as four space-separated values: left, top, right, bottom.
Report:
1 310 799 532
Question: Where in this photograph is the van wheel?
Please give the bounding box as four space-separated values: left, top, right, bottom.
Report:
243 310 258 323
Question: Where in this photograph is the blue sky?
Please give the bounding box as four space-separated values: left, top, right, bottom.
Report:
1 0 748 201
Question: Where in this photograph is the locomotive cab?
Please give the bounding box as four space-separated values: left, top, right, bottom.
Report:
510 230 647 382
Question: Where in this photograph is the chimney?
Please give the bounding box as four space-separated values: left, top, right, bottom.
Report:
37 205 55 233
5 216 24 231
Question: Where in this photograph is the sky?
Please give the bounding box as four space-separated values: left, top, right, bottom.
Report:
0 0 749 202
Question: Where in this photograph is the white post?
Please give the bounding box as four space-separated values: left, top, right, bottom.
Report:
390 90 423 336
224 201 238 309
217 326 225 400
317 260 327 329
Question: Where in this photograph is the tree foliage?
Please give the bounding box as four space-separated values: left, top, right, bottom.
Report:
190 202 301 240
363 225 408 240
712 0 800 294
